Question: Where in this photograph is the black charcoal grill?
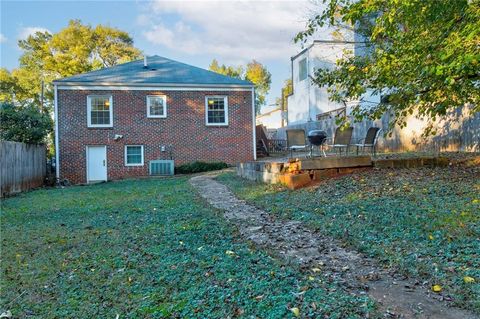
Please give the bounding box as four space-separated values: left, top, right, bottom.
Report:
307 130 327 146
307 130 328 157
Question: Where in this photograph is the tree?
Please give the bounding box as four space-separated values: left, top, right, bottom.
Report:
209 59 244 78
0 103 53 144
275 79 293 110
245 60 272 114
208 59 271 114
1 20 142 110
295 0 480 132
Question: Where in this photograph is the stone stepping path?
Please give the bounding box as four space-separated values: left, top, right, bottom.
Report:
190 174 478 319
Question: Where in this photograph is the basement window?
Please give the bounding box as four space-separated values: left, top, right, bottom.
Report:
87 95 113 127
205 96 228 126
147 95 167 118
125 145 144 166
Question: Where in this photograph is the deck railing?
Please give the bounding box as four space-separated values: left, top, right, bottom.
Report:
266 139 287 154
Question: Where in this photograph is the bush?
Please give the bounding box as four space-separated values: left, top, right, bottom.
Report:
175 161 228 174
0 102 53 144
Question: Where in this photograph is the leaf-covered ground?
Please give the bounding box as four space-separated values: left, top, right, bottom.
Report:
217 165 480 313
1 178 375 318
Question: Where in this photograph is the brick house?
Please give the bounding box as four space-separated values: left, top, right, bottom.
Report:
53 56 256 184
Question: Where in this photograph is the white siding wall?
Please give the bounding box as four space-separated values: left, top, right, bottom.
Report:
287 50 310 124
287 42 355 125
256 110 283 129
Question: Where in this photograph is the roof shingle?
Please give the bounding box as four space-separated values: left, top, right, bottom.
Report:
54 55 253 86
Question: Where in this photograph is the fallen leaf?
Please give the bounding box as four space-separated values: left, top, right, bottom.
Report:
311 267 321 273
225 250 235 256
432 284 442 293
290 307 300 317
463 276 475 283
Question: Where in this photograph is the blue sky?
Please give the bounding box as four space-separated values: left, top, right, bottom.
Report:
0 0 317 110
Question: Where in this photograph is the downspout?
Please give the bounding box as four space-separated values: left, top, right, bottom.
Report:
54 84 60 181
307 50 312 122
289 56 294 126
252 87 257 160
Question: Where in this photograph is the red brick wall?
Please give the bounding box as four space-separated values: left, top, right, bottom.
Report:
57 89 254 184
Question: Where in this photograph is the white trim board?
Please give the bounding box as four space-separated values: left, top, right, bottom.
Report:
54 84 60 180
87 95 113 128
57 85 253 91
86 145 108 183
205 96 229 126
146 95 167 118
124 145 144 166
252 88 257 160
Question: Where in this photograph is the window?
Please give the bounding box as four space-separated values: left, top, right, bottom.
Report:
147 95 167 118
125 145 144 166
299 58 307 81
87 95 113 127
205 96 228 126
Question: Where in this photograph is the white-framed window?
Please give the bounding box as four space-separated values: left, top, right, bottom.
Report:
125 145 144 166
87 95 113 128
147 95 167 118
205 96 228 126
299 58 307 81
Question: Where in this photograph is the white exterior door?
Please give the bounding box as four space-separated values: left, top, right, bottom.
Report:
86 146 107 182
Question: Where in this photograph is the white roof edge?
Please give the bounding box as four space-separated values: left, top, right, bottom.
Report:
52 81 254 88
291 40 360 61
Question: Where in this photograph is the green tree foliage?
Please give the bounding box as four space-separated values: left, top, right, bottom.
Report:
209 59 244 78
209 59 272 114
296 0 480 131
245 60 272 113
1 20 142 110
275 79 293 110
0 103 53 144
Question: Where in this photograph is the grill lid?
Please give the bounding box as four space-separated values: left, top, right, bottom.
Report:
307 130 327 146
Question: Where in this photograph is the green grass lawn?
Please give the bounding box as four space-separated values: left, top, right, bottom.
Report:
1 177 375 318
217 166 480 313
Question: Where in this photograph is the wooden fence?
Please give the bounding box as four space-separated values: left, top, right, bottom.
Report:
0 141 46 197
278 106 480 153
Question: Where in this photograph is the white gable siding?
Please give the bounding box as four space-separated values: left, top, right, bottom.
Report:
287 41 355 125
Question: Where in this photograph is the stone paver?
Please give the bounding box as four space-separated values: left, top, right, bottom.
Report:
190 174 478 319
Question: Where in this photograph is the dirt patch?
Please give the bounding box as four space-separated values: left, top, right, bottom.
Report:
190 175 478 319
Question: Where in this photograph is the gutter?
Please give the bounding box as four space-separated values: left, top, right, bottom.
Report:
52 81 254 89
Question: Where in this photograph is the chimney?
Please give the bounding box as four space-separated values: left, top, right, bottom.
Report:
144 56 148 68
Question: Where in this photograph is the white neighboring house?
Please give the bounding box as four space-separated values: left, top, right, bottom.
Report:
284 40 478 152
287 39 380 125
256 105 284 129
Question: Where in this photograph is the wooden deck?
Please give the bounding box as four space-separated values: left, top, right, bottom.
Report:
237 154 455 189
237 155 372 189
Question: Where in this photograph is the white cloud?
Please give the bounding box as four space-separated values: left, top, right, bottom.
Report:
0 33 7 43
141 0 317 63
18 27 51 40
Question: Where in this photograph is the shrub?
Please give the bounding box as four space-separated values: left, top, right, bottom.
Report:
175 161 228 174
0 102 53 144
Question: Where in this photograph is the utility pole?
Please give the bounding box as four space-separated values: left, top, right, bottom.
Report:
40 80 44 112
